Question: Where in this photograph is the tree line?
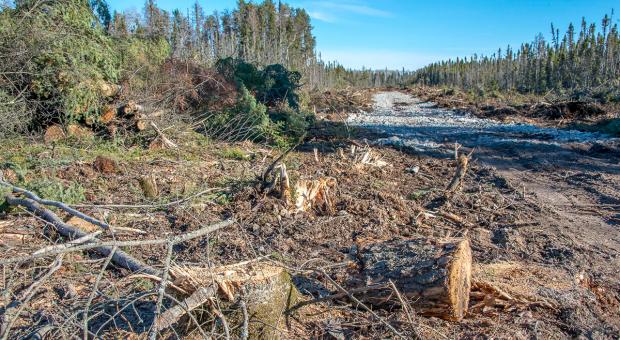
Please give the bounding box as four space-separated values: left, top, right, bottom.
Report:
412 14 620 101
98 0 399 89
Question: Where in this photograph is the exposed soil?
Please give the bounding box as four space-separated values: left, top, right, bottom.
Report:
1 91 620 338
345 91 620 338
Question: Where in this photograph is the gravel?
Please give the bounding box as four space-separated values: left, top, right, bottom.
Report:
347 92 616 155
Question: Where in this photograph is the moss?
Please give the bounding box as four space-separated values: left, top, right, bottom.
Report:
25 178 86 204
218 147 249 160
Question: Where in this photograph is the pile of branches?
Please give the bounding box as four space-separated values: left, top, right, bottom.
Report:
311 88 375 119
0 175 235 338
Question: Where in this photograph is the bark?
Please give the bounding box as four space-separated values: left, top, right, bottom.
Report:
446 154 469 195
352 237 472 321
166 262 299 338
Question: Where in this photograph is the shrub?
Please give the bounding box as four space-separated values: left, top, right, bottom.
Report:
260 64 302 109
268 104 314 143
0 89 32 137
211 58 309 146
199 86 273 143
25 178 86 204
153 59 237 113
0 0 120 127
215 58 303 109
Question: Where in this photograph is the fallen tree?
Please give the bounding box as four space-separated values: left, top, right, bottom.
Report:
0 178 233 276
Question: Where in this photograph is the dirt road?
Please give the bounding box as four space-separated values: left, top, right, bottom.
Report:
350 91 620 337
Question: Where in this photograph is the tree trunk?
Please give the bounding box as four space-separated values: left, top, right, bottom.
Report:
165 262 299 338
351 237 472 321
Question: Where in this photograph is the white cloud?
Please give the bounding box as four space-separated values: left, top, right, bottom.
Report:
316 1 393 18
308 11 338 23
296 0 392 23
319 49 442 70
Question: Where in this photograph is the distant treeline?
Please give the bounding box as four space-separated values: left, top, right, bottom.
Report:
105 0 405 89
412 14 620 101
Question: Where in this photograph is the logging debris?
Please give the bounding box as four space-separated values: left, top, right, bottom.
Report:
349 145 389 168
2 133 610 338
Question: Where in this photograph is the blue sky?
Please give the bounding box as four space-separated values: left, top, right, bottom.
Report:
107 0 618 70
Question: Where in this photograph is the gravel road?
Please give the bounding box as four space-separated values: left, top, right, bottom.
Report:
348 91 617 160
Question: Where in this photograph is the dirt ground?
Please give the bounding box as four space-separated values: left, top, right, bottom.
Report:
1 94 620 338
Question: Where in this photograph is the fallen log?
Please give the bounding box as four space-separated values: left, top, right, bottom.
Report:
351 237 472 321
156 261 298 338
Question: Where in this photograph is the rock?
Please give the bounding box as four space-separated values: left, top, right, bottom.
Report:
406 166 420 174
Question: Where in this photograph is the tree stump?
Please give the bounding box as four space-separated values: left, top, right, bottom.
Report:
139 175 158 198
161 262 299 338
43 125 66 144
352 237 472 321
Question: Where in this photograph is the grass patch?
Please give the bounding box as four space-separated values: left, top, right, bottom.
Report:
218 147 249 160
407 189 430 201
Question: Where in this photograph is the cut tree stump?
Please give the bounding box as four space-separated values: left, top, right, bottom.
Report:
93 156 117 174
351 237 472 321
100 105 117 124
43 125 66 144
159 262 298 338
139 175 159 198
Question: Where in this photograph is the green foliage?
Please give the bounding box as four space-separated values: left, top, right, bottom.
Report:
201 86 274 142
0 89 31 136
218 147 249 160
216 58 303 109
413 14 620 100
260 64 302 109
25 178 86 204
0 0 121 126
117 36 170 94
212 58 310 146
269 105 314 143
